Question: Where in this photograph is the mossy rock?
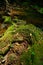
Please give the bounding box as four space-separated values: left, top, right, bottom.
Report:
0 24 43 56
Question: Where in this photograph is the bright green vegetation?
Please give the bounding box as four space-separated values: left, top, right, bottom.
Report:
0 23 43 55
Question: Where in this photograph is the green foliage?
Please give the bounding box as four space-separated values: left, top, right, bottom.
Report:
31 5 43 14
3 16 12 23
38 8 43 14
3 16 26 25
0 24 17 41
0 24 16 55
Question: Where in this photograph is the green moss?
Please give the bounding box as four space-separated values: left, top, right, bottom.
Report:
20 49 32 65
20 42 43 65
15 24 43 44
31 43 43 65
1 24 42 44
0 24 43 55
